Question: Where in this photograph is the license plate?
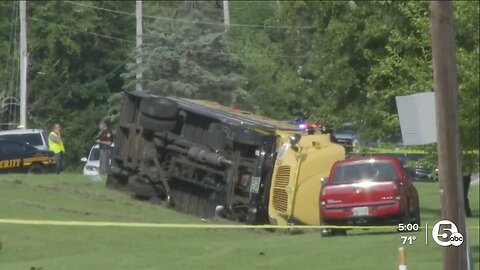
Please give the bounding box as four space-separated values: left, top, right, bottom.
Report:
249 176 261 194
353 207 369 217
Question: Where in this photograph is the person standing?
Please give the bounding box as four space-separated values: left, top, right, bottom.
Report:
462 152 475 217
48 123 65 174
95 119 113 174
463 174 472 217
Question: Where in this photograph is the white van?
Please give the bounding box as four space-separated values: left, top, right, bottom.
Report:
0 129 49 151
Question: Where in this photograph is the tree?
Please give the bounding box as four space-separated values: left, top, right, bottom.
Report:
267 1 478 162
123 1 249 108
26 1 135 169
366 2 432 140
266 1 402 128
0 2 20 130
228 1 315 119
0 1 477 172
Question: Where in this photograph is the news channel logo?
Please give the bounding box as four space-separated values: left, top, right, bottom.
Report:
432 220 464 247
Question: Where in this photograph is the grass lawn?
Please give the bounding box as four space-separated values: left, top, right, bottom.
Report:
0 174 478 270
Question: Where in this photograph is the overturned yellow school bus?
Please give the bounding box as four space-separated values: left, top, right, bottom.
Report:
107 92 345 225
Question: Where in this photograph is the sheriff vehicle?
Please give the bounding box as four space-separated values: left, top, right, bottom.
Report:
0 138 56 173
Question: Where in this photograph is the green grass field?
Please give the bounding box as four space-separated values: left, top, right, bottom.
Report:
0 174 478 270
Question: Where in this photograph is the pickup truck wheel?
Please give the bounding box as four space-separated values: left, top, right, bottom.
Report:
139 114 177 132
320 229 333 237
412 209 421 226
28 164 46 174
140 97 178 119
398 203 411 232
320 220 334 237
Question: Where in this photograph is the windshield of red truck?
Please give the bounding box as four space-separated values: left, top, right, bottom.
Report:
332 161 399 184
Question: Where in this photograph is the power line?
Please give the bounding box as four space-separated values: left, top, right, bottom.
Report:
84 44 306 88
24 17 135 88
2 3 15 94
29 16 307 60
29 17 135 44
84 43 306 86
85 44 307 88
64 1 315 29
3 2 17 97
145 44 307 59
3 2 20 126
10 3 20 126
24 16 308 89
83 55 134 87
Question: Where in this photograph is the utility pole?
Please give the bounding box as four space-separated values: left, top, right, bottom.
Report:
19 0 27 128
430 1 469 270
223 0 230 30
136 0 143 91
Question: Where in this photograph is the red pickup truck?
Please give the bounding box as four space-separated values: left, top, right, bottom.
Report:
319 156 420 236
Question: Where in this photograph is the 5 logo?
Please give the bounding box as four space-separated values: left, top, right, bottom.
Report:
432 220 464 247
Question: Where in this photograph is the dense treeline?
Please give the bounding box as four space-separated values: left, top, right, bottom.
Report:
0 1 478 171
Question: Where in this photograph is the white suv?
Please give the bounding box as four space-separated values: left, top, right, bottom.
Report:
81 144 100 175
0 129 49 151
81 143 114 175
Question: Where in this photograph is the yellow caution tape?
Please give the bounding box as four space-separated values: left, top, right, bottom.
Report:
0 219 478 230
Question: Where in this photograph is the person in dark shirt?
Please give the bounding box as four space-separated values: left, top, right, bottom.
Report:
462 152 476 217
95 119 113 174
463 174 472 217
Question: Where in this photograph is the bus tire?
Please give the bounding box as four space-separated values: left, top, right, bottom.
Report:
139 114 177 132
140 97 178 119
